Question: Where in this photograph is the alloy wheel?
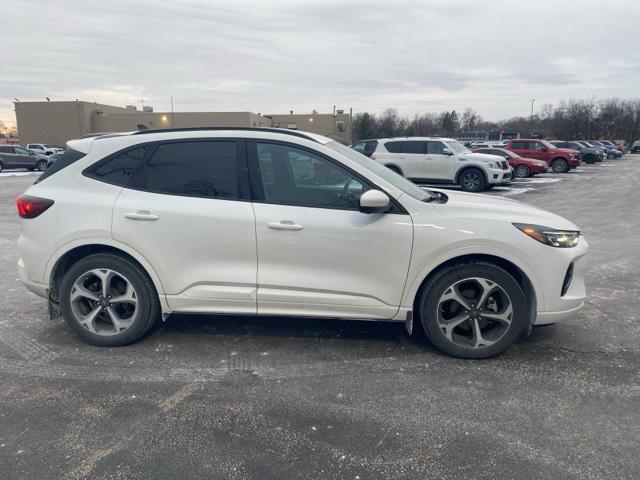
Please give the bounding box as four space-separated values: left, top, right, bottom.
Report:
461 172 481 191
515 165 530 178
37 160 47 171
69 268 139 336
436 277 513 349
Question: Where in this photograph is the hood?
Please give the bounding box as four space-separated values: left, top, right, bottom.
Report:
461 152 504 163
552 147 578 156
430 189 579 231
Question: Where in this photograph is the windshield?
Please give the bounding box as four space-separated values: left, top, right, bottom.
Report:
541 140 556 149
445 140 471 154
325 141 431 202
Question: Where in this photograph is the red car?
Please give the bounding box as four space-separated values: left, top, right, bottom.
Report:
505 139 581 173
471 147 550 178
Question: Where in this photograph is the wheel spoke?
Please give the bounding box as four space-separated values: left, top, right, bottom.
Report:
79 306 101 334
106 306 130 332
475 278 497 309
71 284 99 302
481 303 513 326
439 313 470 341
471 318 497 348
440 285 471 310
110 282 137 306
91 269 115 297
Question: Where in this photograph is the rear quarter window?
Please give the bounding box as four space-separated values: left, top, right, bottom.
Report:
34 148 86 184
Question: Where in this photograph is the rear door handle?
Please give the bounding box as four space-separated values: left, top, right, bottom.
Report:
268 220 304 231
125 211 159 221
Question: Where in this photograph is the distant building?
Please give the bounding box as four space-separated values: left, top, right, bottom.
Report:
14 101 351 146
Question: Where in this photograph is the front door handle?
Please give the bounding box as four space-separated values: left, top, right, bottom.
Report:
125 211 159 221
268 220 304 231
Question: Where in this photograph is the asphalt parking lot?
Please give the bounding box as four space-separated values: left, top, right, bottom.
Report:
1 157 639 479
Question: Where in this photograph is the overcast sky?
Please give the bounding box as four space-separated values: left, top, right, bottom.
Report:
2 0 639 126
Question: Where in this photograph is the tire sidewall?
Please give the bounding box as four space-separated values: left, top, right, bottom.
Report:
418 263 528 359
59 254 157 346
552 158 568 173
37 160 47 171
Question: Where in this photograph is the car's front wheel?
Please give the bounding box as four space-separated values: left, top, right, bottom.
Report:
459 168 486 192
417 262 528 358
36 160 48 171
59 253 160 346
514 164 531 178
551 158 569 173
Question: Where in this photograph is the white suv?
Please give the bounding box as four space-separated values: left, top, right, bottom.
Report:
371 137 512 192
16 128 588 358
26 143 64 156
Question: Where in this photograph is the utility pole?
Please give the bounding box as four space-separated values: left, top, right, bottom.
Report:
349 107 353 145
530 98 535 135
170 96 175 127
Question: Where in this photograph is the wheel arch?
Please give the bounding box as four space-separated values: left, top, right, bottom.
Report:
383 163 404 176
46 239 169 313
409 252 539 331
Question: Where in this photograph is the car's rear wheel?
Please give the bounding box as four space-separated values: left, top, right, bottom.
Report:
551 158 569 173
36 160 48 171
459 168 486 192
514 164 531 178
59 253 160 346
417 262 528 358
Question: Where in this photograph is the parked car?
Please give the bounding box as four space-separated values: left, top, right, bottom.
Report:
631 140 640 154
350 139 378 157
15 127 588 358
468 140 506 148
371 137 512 192
26 143 64 156
583 141 621 159
548 141 604 164
471 147 549 177
0 145 49 172
612 140 626 153
505 139 581 173
45 151 66 169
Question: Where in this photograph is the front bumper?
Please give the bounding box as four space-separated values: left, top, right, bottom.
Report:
487 168 512 184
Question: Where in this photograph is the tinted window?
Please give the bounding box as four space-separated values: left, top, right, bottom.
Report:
427 141 446 155
36 148 86 184
91 147 148 186
0 146 10 153
403 141 425 154
384 141 403 153
511 141 528 150
351 142 366 153
256 142 367 210
129 141 240 199
364 141 378 153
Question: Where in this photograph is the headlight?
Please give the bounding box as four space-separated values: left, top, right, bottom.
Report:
513 223 581 248
536 161 547 167
486 161 498 168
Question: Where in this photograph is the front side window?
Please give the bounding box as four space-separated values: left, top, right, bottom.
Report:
256 142 367 210
15 147 30 154
427 141 446 155
129 141 240 199
0 146 10 153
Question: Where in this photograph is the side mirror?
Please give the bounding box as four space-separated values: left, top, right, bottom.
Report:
442 148 453 156
540 147 548 152
359 189 391 214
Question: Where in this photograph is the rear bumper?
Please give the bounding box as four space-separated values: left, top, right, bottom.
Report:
17 257 48 298
535 302 585 325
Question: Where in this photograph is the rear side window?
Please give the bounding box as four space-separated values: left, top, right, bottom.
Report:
402 141 426 154
0 146 10 153
89 147 149 186
510 141 528 149
35 148 86 184
128 141 241 199
384 141 404 153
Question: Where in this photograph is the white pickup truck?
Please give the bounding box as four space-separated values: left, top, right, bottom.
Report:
26 143 64 156
370 137 512 192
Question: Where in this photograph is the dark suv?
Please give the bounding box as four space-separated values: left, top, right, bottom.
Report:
0 145 49 172
549 141 604 164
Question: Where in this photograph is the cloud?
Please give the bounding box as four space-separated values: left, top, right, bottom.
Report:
1 0 640 125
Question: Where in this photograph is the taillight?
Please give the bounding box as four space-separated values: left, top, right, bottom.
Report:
16 194 54 219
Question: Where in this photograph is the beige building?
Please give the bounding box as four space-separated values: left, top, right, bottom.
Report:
14 101 351 147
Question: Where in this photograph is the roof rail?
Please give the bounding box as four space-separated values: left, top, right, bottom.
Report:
130 126 320 142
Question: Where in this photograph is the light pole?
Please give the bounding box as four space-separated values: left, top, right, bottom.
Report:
530 98 535 135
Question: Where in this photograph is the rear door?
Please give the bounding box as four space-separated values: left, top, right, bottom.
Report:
400 140 428 178
111 139 258 314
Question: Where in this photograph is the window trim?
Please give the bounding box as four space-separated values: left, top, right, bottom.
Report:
247 139 407 214
83 138 251 202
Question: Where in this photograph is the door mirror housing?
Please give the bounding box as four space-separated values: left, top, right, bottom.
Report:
359 189 391 214
539 147 548 152
442 148 453 156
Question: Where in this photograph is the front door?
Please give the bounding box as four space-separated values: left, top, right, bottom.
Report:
249 140 413 319
424 140 456 180
111 139 258 314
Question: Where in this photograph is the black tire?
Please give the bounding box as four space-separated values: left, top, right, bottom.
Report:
607 152 615 160
514 164 531 178
386 165 403 176
59 253 161 346
551 158 569 173
36 160 48 171
458 168 486 192
417 261 528 359
0 161 3 173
